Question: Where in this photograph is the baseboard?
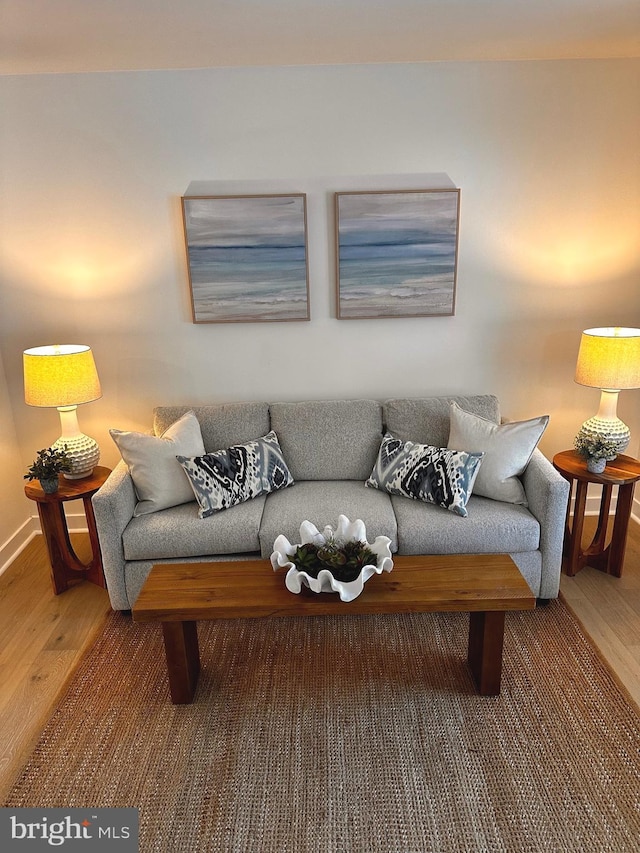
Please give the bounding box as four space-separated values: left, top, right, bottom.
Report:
0 518 38 577
0 512 90 578
585 492 640 525
55 511 90 534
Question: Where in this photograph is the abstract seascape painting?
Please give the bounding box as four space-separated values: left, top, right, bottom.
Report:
182 194 310 323
335 189 460 319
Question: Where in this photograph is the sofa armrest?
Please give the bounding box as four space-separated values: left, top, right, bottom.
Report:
522 448 570 599
92 460 137 610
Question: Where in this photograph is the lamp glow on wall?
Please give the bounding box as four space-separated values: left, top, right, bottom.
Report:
574 327 640 456
23 344 102 479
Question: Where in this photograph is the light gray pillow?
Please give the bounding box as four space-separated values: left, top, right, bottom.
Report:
110 410 205 516
447 402 548 505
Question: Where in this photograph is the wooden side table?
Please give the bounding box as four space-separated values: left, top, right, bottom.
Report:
24 465 111 595
553 450 640 578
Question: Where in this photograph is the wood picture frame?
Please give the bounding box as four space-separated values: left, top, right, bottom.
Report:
334 189 460 319
182 194 310 323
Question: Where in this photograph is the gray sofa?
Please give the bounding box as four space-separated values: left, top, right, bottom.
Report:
93 395 569 611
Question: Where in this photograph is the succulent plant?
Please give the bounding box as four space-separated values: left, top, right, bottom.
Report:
292 544 320 573
317 543 347 568
292 538 379 581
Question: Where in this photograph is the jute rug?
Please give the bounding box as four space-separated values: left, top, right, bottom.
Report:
4 600 640 852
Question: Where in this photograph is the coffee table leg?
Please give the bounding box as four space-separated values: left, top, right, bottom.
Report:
161 621 200 704
467 611 505 696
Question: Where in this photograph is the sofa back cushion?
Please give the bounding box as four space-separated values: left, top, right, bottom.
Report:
154 403 270 453
383 395 500 447
269 399 383 480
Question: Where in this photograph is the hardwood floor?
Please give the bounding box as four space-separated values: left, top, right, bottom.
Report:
0 534 111 801
1 521 639 801
560 515 640 710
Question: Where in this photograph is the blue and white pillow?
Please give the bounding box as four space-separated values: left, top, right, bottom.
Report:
177 430 294 518
366 433 484 517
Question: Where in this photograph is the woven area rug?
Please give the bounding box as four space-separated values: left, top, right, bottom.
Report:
4 599 640 852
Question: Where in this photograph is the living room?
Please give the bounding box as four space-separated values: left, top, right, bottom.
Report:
1 2 639 850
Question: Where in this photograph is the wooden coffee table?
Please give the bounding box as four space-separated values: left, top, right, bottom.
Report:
132 554 535 703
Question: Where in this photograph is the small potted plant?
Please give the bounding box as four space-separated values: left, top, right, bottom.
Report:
24 445 72 494
573 434 619 474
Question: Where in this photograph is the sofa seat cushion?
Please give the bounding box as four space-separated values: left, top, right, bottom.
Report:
258 480 398 558
269 399 383 481
383 395 500 447
392 493 540 555
122 496 266 561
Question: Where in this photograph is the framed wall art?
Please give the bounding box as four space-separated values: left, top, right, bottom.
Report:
181 194 310 323
334 189 460 319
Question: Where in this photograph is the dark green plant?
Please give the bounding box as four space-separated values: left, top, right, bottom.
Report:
24 445 72 481
293 538 378 582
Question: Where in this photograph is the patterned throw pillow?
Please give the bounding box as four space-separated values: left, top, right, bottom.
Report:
366 433 484 517
177 430 294 518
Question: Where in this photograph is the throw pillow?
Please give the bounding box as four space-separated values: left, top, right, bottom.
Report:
447 402 549 505
366 432 484 517
110 410 206 516
177 430 294 519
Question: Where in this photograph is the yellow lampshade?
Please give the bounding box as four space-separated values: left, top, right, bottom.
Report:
24 344 102 408
575 327 640 391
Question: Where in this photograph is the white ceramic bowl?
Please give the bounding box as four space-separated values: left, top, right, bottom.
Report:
270 515 393 602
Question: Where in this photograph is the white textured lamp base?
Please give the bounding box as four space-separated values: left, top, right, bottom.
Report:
576 416 630 456
53 434 100 479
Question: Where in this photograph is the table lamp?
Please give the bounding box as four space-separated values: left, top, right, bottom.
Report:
574 327 640 455
23 344 102 479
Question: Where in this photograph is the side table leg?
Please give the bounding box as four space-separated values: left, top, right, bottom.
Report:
467 611 505 696
36 502 82 594
589 485 612 553
566 481 588 576
561 478 574 569
36 497 106 594
162 621 200 704
607 483 635 577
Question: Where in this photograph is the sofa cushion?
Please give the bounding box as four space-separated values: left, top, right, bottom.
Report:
110 410 205 516
392 493 540 555
383 395 500 447
177 431 294 518
447 402 549 505
122 497 265 560
366 433 483 517
258 480 398 558
154 402 270 453
269 399 383 481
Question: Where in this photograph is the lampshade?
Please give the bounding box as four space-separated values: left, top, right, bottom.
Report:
24 344 102 407
575 327 640 391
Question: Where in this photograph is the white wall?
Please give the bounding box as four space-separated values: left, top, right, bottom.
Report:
1 58 639 547
0 349 32 567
